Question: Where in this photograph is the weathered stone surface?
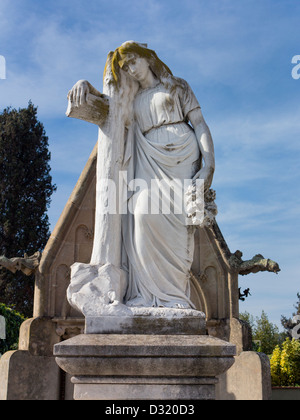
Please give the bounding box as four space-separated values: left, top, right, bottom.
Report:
67 262 128 317
216 351 272 401
54 334 236 400
72 377 218 401
0 351 60 401
229 251 280 276
85 307 206 335
18 317 60 357
54 333 236 358
0 252 41 276
56 355 235 379
0 316 61 401
66 80 110 126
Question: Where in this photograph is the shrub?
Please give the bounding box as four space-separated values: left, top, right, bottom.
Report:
270 338 300 387
270 345 282 386
0 303 25 356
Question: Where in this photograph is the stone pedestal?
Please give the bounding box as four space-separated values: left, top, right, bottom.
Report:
85 308 206 335
54 334 236 400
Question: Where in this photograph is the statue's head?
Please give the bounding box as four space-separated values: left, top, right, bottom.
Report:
105 41 172 86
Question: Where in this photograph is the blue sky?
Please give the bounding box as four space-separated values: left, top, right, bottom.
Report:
0 0 300 328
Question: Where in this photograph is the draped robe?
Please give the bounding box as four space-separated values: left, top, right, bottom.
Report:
121 79 202 308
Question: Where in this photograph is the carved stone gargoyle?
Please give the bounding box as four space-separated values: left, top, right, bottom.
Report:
0 252 41 276
229 251 281 276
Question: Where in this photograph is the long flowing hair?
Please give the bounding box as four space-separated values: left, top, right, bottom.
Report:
103 41 179 128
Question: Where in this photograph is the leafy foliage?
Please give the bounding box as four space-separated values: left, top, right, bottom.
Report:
241 308 300 387
0 103 56 316
240 310 286 354
0 303 26 355
270 345 282 386
270 338 300 387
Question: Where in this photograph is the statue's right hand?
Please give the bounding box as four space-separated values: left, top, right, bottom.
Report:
67 80 89 107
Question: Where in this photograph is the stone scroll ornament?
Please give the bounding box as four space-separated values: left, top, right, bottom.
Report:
66 41 216 318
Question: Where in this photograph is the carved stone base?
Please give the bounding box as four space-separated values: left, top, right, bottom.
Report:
85 307 206 335
54 334 236 401
71 376 218 401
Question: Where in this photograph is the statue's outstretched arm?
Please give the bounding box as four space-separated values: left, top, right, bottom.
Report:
66 80 110 126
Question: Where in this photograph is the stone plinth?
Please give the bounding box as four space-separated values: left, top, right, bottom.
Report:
54 334 236 401
85 308 206 335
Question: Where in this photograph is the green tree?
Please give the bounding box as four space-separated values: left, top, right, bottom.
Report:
240 310 285 354
281 293 300 338
0 103 56 317
239 311 255 331
254 310 283 355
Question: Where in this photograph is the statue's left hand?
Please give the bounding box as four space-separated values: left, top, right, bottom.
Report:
66 80 109 126
67 80 90 107
192 166 214 192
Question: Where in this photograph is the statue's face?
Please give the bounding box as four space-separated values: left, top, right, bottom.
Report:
121 54 150 83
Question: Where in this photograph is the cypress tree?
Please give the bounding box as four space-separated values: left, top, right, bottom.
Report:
0 102 56 316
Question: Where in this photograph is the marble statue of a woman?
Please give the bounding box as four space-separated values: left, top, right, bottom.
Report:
66 41 215 318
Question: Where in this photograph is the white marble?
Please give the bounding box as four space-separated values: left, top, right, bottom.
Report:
67 263 130 317
66 41 215 317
